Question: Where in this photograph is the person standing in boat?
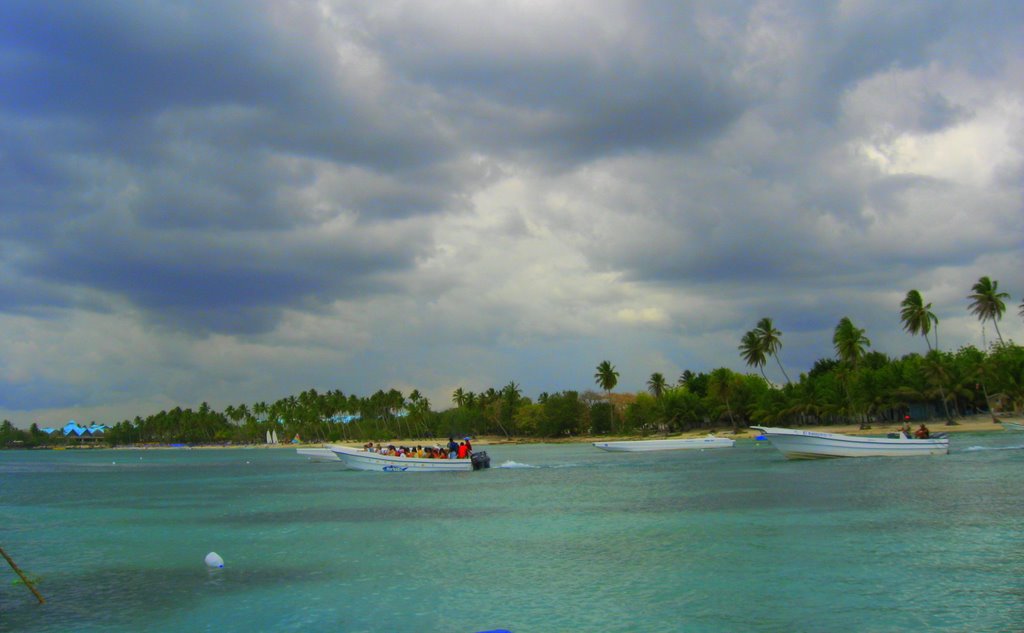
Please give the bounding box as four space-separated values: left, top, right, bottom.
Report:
447 436 459 459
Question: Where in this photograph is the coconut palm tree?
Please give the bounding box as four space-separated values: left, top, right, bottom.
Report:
967 276 1009 346
833 317 871 367
900 290 953 423
739 329 767 381
451 388 467 408
833 317 871 427
595 361 619 431
502 381 522 401
755 317 792 384
497 381 522 438
647 372 667 399
900 290 938 350
707 367 741 433
595 361 619 393
677 369 695 387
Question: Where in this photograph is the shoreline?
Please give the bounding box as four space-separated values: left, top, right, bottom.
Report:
91 413 1020 450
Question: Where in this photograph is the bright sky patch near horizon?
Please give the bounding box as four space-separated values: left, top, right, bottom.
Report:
2 1 1023 426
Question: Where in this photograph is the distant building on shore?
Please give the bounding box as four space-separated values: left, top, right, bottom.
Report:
39 420 109 444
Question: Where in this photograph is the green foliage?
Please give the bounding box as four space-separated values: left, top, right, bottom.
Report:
987 343 1024 412
624 393 659 434
681 371 710 397
807 358 840 380
539 391 586 437
513 403 545 436
589 402 614 435
660 387 705 430
8 302 1023 445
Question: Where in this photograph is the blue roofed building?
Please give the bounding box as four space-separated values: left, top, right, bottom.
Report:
57 420 108 444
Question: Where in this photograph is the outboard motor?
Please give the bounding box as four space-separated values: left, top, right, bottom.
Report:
471 451 490 470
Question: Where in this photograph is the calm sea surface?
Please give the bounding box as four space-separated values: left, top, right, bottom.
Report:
2 434 1022 632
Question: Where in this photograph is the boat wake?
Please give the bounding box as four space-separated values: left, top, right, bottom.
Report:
497 460 539 469
963 444 1024 452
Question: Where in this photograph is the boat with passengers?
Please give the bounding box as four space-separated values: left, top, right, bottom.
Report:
330 445 491 472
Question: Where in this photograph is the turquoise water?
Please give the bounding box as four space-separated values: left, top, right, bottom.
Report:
2 435 1022 632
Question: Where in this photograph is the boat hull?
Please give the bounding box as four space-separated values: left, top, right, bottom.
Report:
593 437 734 452
752 426 948 459
329 446 485 472
296 448 341 462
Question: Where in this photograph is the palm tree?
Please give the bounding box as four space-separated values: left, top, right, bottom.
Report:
595 360 619 392
503 381 522 400
452 388 467 408
755 317 792 384
900 290 938 350
707 367 741 433
833 317 871 427
967 276 1009 346
739 329 768 381
900 289 953 423
677 370 695 387
647 372 667 399
833 317 871 367
498 381 522 438
595 361 619 432
407 389 429 437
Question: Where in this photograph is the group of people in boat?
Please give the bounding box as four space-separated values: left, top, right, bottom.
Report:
362 436 473 459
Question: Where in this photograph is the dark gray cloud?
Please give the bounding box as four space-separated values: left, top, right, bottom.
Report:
364 3 747 165
0 1 469 334
0 1 1022 420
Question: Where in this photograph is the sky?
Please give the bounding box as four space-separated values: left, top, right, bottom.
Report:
2 1 1023 427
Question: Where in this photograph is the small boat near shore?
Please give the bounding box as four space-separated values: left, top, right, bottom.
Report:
752 426 948 459
999 421 1024 431
330 446 491 472
592 435 735 452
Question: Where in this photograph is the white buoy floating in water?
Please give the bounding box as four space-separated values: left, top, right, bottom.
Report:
205 552 224 569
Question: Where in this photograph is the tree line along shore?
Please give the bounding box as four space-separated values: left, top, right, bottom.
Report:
3 277 1023 449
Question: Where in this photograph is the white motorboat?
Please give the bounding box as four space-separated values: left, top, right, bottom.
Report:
999 421 1024 431
329 446 491 472
592 435 735 452
752 426 948 459
296 447 341 462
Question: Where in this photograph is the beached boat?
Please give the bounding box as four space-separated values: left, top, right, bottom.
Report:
752 426 948 459
329 446 491 472
296 447 341 462
592 435 735 452
1000 421 1024 431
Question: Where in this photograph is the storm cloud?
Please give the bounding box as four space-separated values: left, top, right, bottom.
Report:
2 1 1022 423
